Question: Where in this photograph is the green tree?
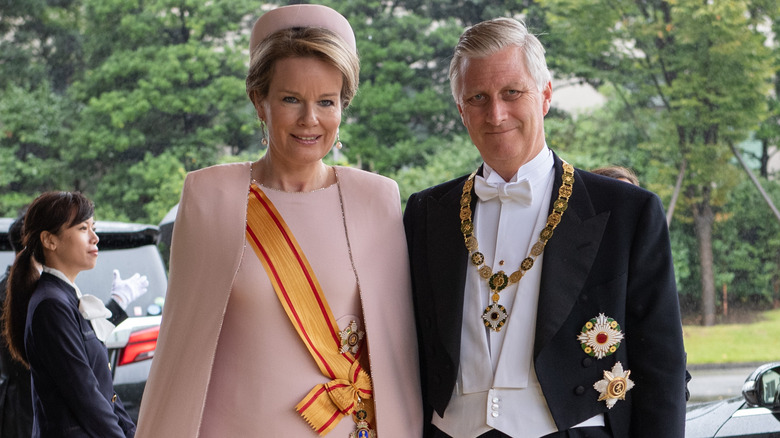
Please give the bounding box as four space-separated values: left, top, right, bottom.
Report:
717 178 780 308
541 0 773 325
0 0 262 222
0 0 86 214
0 0 84 92
395 0 532 26
328 0 464 174
674 175 780 320
753 3 780 179
0 83 78 215
391 135 482 207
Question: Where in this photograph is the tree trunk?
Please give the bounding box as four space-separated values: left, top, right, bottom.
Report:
761 139 768 178
693 186 716 326
666 158 686 227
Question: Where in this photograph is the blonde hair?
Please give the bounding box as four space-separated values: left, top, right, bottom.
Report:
246 27 360 109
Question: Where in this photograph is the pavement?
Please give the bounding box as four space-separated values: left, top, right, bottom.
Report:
686 362 764 403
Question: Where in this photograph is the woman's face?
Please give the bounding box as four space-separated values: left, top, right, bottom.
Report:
254 56 343 169
45 217 99 280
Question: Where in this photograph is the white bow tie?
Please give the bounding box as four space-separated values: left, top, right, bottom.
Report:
473 176 533 205
79 295 115 342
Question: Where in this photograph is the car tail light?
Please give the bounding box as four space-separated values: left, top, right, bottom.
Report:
117 326 159 366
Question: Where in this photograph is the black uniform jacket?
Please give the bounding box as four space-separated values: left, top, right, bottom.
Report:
25 273 135 438
403 153 687 437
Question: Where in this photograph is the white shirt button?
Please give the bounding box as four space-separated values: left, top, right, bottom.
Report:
491 411 499 418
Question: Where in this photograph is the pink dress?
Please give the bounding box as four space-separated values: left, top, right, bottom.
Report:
201 184 363 436
136 163 422 438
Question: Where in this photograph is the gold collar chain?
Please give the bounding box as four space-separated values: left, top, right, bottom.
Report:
459 161 574 331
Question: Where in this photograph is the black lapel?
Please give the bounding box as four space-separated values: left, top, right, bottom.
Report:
534 154 609 357
424 175 472 365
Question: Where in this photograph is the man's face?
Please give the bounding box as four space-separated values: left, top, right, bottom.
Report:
456 45 552 181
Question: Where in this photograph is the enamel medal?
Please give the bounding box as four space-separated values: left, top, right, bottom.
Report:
350 407 375 438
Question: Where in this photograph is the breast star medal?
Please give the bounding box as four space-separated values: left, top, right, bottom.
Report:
339 320 364 355
594 362 634 408
577 313 624 359
459 162 575 331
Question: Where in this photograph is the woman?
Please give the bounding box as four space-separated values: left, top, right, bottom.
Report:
136 4 422 437
1 192 136 437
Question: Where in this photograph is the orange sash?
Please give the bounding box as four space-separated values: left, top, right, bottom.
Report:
245 184 373 435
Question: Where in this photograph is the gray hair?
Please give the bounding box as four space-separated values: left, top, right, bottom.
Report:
449 17 551 101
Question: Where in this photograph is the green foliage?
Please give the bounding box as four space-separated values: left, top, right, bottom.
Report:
543 84 677 195
331 0 464 174
92 152 187 223
71 0 258 171
670 170 780 316
3 0 780 327
670 223 695 301
754 5 780 177
0 0 260 223
541 0 775 323
714 178 780 306
390 135 482 206
0 0 83 92
0 83 77 213
393 0 533 25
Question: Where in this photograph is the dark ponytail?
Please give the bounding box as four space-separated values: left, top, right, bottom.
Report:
1 192 94 367
3 247 39 367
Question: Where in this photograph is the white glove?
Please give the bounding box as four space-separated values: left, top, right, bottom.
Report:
111 269 149 310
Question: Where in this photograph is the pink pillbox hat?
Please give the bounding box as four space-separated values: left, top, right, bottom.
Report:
249 4 357 55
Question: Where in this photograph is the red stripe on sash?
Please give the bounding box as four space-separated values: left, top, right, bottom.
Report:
245 224 337 379
245 184 373 435
250 186 344 350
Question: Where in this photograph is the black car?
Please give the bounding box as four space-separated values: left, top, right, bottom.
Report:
686 362 780 437
0 218 167 422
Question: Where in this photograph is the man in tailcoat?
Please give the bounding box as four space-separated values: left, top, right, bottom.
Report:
403 17 687 438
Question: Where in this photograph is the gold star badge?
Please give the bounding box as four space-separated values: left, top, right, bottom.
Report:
594 362 634 408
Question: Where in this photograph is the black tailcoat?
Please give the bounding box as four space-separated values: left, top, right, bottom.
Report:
403 153 686 437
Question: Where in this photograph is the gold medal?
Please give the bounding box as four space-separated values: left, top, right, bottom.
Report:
459 162 574 331
594 362 634 408
349 402 375 438
349 419 375 438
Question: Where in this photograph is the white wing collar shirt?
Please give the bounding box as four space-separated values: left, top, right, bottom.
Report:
432 146 604 437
